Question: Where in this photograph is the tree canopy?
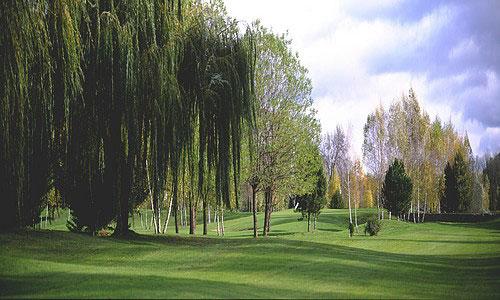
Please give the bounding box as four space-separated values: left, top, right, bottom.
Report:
0 0 256 232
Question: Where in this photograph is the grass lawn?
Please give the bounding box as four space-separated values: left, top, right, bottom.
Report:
1 208 499 298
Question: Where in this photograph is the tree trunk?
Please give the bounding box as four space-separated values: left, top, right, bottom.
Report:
412 200 416 223
183 203 187 228
116 156 132 235
45 204 49 228
221 207 225 236
354 202 358 231
313 214 317 231
203 193 207 235
179 204 183 228
347 173 352 224
146 160 158 234
377 184 381 220
263 187 270 236
158 204 162 233
417 185 420 223
208 204 211 224
251 184 258 238
266 191 273 234
215 208 220 236
162 196 173 234
266 206 272 234
307 212 310 232
189 200 196 235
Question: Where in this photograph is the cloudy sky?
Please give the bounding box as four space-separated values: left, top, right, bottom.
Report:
224 0 500 157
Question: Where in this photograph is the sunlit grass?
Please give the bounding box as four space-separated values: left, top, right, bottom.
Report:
1 209 499 298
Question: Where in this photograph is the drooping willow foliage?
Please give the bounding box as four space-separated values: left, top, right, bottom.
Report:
0 0 255 233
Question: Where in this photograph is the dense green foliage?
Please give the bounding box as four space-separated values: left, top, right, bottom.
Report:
484 153 500 211
329 190 343 209
442 152 473 213
0 0 256 232
295 168 327 231
382 159 413 217
364 215 381 236
442 162 458 212
241 22 320 236
1 209 499 298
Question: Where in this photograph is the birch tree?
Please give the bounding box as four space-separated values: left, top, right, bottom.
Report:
363 105 388 219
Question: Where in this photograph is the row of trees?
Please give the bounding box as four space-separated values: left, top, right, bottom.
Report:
3 0 495 236
1 0 326 237
1 0 257 234
364 89 496 219
321 125 375 229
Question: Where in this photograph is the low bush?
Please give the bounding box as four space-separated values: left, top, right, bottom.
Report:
364 216 381 236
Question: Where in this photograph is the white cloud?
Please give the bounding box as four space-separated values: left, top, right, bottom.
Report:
448 38 480 61
224 0 500 156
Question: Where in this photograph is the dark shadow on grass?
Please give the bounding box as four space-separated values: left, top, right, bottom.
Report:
317 228 342 233
0 272 355 299
437 219 500 232
1 229 500 299
375 238 500 245
4 211 500 297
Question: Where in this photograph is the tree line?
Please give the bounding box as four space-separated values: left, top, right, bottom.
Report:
362 89 498 221
0 0 257 234
2 0 497 236
1 0 325 237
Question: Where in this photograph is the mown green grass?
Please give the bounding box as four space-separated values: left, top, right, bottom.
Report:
1 209 499 298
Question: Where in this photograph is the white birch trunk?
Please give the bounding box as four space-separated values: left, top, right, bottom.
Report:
162 196 173 234
183 203 187 228
347 173 352 224
208 204 211 224
377 185 381 220
215 208 219 236
417 185 420 223
221 207 225 236
158 204 162 234
354 202 358 231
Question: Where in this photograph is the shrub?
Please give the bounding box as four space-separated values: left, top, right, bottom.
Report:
364 216 381 236
348 222 354 237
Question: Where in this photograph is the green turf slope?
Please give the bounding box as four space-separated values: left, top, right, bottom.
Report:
1 209 499 298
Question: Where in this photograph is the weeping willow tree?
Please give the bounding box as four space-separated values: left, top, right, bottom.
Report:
179 1 255 232
0 0 255 234
0 0 54 229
